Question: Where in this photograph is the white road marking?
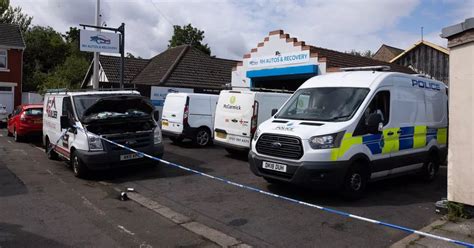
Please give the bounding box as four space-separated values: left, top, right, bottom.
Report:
46 169 54 175
7 140 11 143
117 225 135 236
35 146 45 152
81 196 106 216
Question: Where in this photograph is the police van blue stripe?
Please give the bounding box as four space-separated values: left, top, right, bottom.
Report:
399 126 414 150
60 126 473 248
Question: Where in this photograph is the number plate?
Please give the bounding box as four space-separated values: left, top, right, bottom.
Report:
162 120 169 126
120 153 141 161
262 161 287 173
216 131 227 139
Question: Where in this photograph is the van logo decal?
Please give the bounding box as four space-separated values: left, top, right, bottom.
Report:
412 79 441 91
271 142 282 148
229 96 236 104
46 97 58 118
231 119 238 123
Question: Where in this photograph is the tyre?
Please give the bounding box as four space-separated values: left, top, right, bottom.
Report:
45 137 59 160
71 151 88 178
194 128 211 147
421 152 439 182
341 162 368 200
13 129 21 142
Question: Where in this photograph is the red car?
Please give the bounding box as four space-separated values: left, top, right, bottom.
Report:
7 104 43 142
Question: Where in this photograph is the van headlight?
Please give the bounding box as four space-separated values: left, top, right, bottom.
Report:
253 128 261 141
88 135 103 151
154 127 162 144
309 132 344 149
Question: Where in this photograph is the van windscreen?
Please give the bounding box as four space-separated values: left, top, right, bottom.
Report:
276 87 369 122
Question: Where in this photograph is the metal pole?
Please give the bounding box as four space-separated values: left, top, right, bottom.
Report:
120 23 125 89
92 0 100 89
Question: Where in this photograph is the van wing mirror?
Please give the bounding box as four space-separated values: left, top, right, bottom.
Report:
60 115 71 129
271 108 278 116
367 113 383 134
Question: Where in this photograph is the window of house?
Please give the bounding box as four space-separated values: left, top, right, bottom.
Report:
0 50 7 69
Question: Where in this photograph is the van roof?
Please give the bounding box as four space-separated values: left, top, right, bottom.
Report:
299 71 446 90
45 90 140 97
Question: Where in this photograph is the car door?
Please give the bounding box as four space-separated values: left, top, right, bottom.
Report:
60 97 75 157
353 88 396 177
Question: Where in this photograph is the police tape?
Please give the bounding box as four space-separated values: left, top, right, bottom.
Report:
63 127 474 248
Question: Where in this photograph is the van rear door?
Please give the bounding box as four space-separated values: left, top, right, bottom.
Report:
214 91 255 148
162 93 187 134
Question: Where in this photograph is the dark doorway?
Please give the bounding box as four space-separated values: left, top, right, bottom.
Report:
251 74 315 92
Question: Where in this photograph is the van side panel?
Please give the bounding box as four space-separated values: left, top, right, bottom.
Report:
188 95 218 136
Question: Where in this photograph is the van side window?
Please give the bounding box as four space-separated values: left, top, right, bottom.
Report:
62 97 75 121
354 91 390 136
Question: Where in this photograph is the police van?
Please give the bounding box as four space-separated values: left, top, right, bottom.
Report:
43 89 164 178
248 67 448 198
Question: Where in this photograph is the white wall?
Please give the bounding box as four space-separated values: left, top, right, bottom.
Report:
447 42 474 206
231 32 327 90
22 92 43 104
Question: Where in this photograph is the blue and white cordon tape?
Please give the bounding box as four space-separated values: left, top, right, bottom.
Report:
61 126 473 247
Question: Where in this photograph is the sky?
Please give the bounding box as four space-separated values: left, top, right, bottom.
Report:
11 0 474 60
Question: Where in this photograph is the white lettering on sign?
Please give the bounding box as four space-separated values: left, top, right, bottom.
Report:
246 51 310 68
80 29 120 53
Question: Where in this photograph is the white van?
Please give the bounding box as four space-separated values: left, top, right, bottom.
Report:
214 90 290 154
43 89 164 178
161 93 218 147
249 69 448 199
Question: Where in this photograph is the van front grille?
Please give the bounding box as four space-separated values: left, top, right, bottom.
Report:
256 134 303 159
102 131 152 150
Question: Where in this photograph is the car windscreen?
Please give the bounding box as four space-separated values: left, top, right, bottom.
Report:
74 95 150 121
24 108 43 116
275 87 370 122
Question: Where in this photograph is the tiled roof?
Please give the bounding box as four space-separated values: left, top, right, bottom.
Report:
133 45 239 89
310 46 416 74
99 55 150 84
383 44 404 56
0 23 25 48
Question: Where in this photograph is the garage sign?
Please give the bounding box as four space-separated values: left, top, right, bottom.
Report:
80 29 120 53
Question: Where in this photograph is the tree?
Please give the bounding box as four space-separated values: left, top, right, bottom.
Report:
39 55 89 93
346 49 374 58
126 52 142 59
23 26 69 91
168 23 211 55
0 0 32 33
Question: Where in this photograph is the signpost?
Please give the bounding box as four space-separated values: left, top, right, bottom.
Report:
79 23 125 89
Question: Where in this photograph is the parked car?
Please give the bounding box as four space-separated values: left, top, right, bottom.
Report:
213 90 290 155
7 104 44 142
248 67 448 199
42 89 164 178
0 104 7 125
161 93 218 147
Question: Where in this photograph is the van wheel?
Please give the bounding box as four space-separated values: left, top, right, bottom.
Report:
194 128 211 147
341 162 368 200
45 138 59 160
421 153 439 182
71 151 88 178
